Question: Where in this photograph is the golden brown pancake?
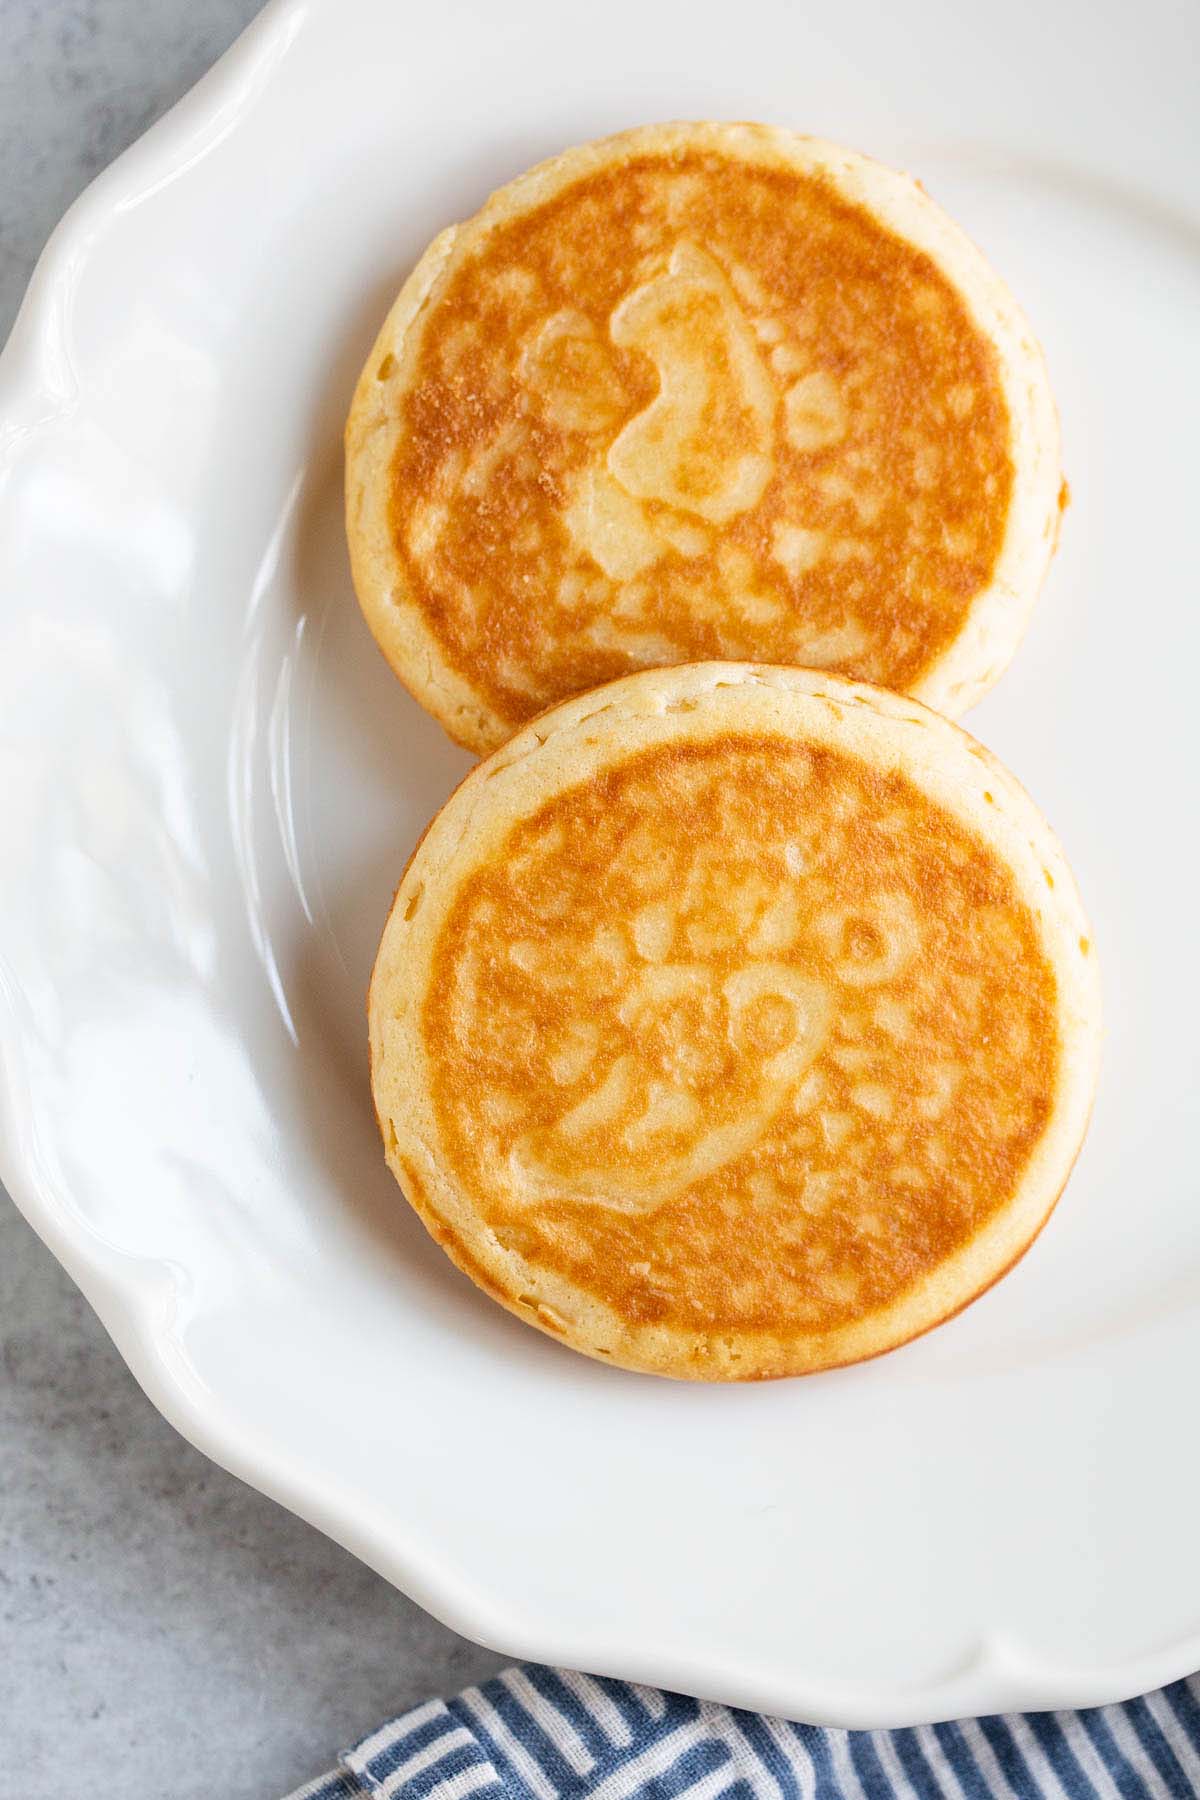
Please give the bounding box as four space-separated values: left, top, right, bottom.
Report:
347 124 1062 754
369 664 1100 1379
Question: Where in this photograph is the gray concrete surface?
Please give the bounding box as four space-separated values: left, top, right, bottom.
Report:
0 7 503 1796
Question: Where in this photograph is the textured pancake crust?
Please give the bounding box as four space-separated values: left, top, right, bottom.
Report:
369 664 1100 1380
347 123 1062 753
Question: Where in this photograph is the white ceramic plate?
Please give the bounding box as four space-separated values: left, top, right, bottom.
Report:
2 0 1199 1728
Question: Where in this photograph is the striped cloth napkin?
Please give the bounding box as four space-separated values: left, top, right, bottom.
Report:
285 1664 1200 1800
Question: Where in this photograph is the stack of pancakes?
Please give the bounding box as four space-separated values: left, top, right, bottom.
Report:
347 123 1100 1380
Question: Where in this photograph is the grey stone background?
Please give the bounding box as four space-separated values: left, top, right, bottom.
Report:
0 6 502 1796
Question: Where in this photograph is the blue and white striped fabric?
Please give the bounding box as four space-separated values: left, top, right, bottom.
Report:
285 1664 1200 1800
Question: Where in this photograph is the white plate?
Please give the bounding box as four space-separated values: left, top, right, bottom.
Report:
2 0 1199 1729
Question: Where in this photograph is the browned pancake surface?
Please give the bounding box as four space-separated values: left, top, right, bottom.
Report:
390 153 1013 734
422 735 1057 1339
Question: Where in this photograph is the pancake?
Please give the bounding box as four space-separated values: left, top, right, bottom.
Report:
369 663 1100 1380
346 123 1063 754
